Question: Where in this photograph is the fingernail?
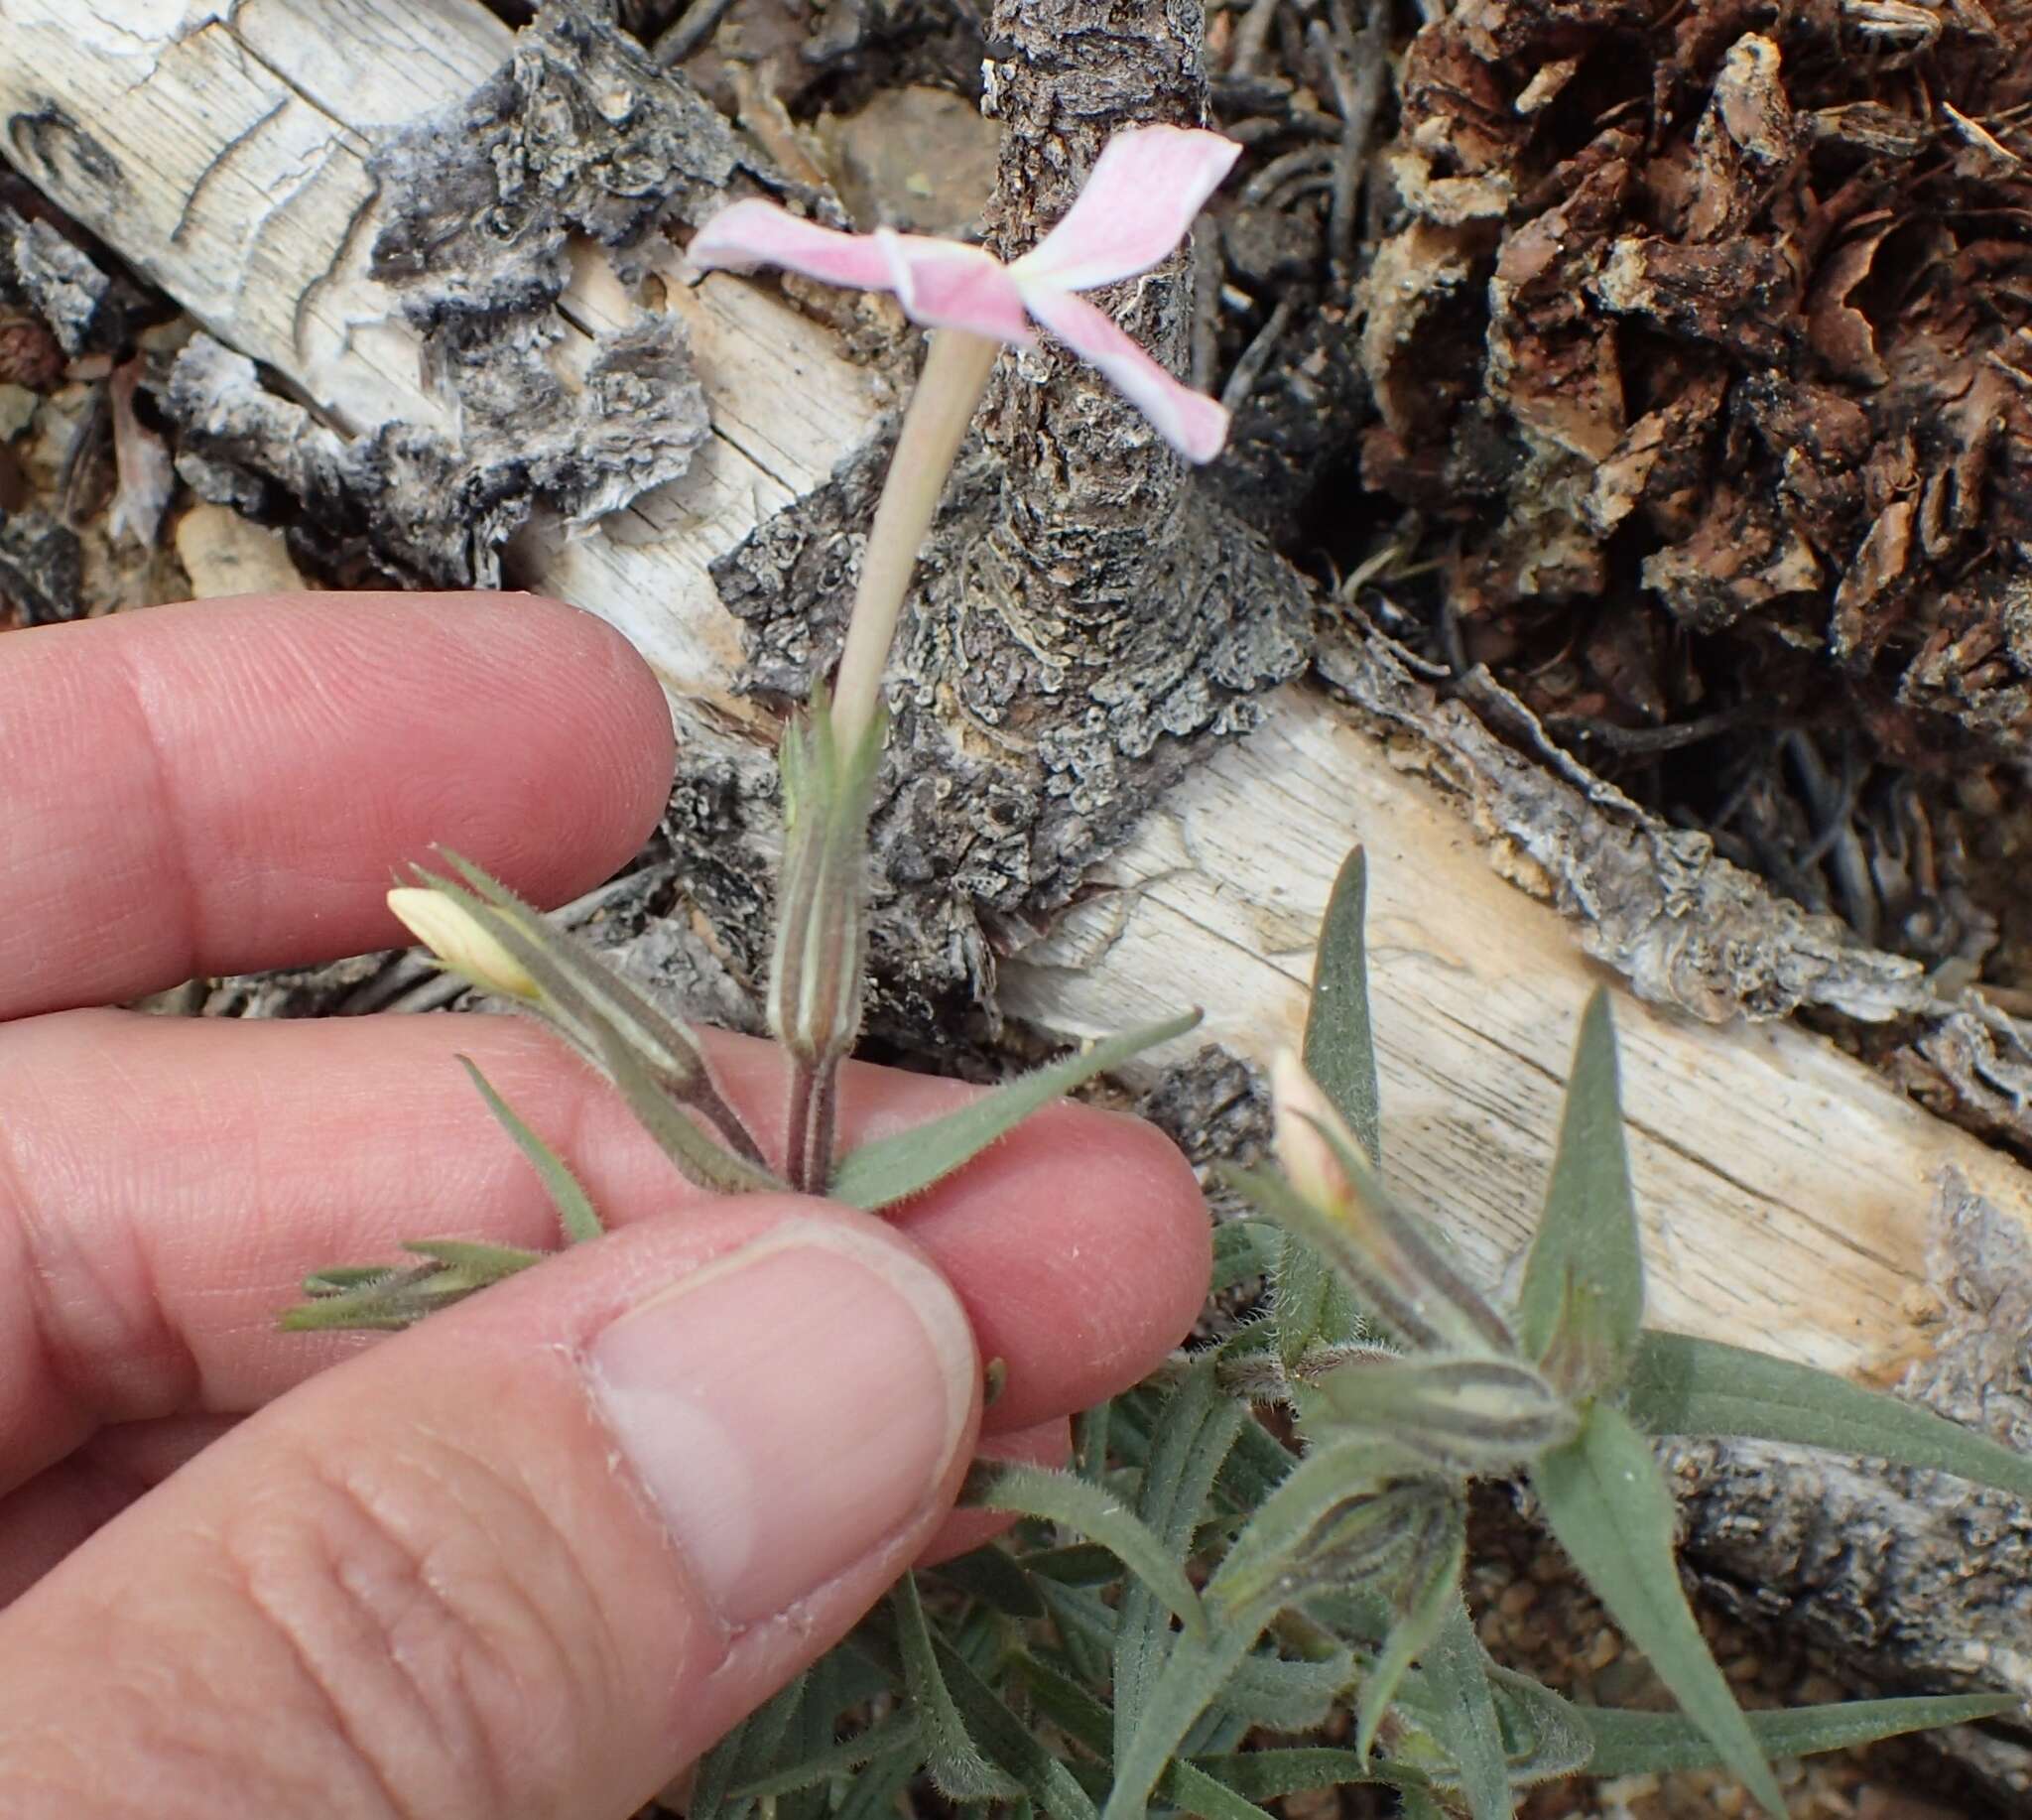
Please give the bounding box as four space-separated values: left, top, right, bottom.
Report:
586 1220 975 1629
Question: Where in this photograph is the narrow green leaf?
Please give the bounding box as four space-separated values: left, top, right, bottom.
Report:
893 1573 1020 1801
1305 845 1382 1166
280 1240 540 1333
929 1628 1100 1820
686 1704 760 1820
1515 988 1643 1393
1356 1498 1466 1763
1025 1637 1294 1820
722 1673 808 1813
1625 1330 2032 1503
1216 1406 1304 1515
776 1652 857 1820
401 1237 544 1280
1275 1229 1334 1371
727 1708 923 1802
930 1544 1046 1618
1101 1625 1261 1820
456 1057 602 1243
1061 1755 1283 1820
1480 1665 1593 1786
1009 1648 1116 1756
1217 1643 1359 1733
278 1268 440 1332
828 1011 1202 1211
1024 1644 1286 1820
1180 1748 1403 1800
1156 1760 1282 1820
833 1750 925 1820
300 1264 397 1296
1418 1596 1514 1820
962 1461 1206 1639
1021 1542 1134 1587
1114 1362 1243 1752
1531 1402 1784 1816
1580 1692 2020 1779
1032 1577 1118 1691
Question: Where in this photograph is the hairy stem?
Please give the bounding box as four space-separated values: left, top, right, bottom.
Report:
828 327 1001 757
784 1053 841 1194
688 1076 772 1169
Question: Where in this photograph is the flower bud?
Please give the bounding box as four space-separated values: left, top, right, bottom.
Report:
1268 1050 1516 1359
1315 1355 1579 1473
387 886 539 1000
1272 1050 1354 1208
767 699 882 1065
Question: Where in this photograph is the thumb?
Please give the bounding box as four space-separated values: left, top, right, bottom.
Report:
0 1198 980 1820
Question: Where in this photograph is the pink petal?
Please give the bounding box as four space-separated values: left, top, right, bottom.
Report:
1022 286 1229 464
688 198 894 291
689 199 1032 344
875 230 1034 345
1011 126 1242 294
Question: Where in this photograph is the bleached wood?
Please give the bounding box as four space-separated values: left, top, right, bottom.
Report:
0 0 882 695
7 0 2030 1391
998 692 2021 1378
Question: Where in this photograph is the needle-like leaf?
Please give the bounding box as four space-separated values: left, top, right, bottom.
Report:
828 1010 1201 1210
456 1056 603 1244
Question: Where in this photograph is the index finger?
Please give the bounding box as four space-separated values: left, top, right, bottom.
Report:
0 591 676 1018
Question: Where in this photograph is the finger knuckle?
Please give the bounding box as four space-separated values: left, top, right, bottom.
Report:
218 1433 615 1819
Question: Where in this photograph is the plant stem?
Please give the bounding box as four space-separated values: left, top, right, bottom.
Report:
784 1053 840 1195
828 327 1001 758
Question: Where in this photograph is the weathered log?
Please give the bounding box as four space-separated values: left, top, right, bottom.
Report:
5 0 2032 1776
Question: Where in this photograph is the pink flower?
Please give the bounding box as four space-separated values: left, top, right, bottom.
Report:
689 125 1243 463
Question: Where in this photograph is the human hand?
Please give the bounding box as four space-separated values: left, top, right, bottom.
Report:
0 591 1209 1817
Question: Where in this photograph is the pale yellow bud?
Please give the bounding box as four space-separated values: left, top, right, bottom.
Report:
387 887 539 1000
1270 1050 1355 1209
1269 1048 1517 1358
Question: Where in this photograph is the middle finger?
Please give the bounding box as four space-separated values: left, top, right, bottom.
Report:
0 1007 1207 1498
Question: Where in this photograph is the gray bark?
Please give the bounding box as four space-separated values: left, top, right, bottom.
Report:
714 0 1311 1034
1665 1171 2032 1801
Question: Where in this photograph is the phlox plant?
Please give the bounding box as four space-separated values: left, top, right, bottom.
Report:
290 127 2025 1816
